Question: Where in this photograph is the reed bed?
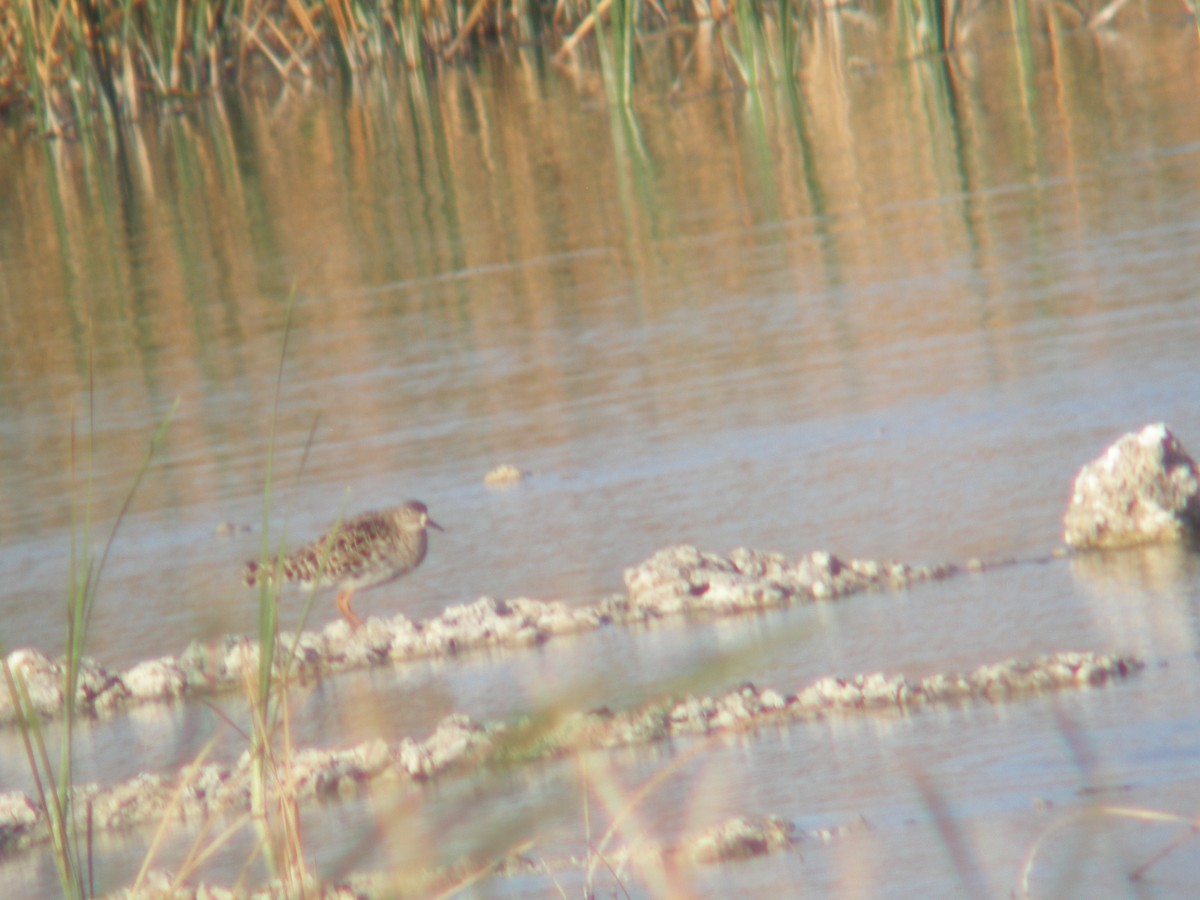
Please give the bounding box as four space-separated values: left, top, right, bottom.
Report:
0 0 645 136
2 0 1176 139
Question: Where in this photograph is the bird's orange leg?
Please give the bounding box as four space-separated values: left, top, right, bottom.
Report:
336 589 364 629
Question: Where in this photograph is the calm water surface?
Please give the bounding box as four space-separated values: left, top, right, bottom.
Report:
3 11 1200 897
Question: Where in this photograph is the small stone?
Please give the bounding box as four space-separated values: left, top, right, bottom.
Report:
0 791 40 854
484 464 527 488
686 815 796 863
759 689 786 711
125 658 188 701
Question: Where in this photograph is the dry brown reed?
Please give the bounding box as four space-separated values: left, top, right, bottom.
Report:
6 0 1144 138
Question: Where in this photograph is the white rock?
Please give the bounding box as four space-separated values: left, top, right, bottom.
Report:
1064 424 1200 549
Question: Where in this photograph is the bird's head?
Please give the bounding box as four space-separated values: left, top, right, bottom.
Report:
396 500 443 533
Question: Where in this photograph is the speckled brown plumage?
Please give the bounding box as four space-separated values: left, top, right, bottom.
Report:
243 500 442 628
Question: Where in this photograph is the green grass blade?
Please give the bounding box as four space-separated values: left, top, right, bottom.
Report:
3 657 83 898
257 286 298 708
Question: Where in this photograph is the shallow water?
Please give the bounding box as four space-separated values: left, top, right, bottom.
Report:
3 10 1200 897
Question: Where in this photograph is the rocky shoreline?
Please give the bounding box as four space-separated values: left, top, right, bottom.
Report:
2 422 1197 896
1 545 972 727
0 649 1142 866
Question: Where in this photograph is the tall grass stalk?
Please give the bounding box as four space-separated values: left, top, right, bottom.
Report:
11 0 56 136
732 0 769 91
1 345 176 898
902 0 962 56
1 656 83 898
131 734 221 890
246 289 344 890
779 0 800 77
248 291 295 883
254 291 299 709
583 736 714 888
63 379 176 897
593 0 638 109
612 0 637 106
76 0 123 127
326 0 362 84
397 0 433 68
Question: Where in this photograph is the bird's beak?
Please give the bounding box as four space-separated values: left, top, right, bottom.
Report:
427 517 445 532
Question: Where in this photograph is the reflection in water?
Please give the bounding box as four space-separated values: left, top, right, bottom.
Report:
2 9 1200 896
1069 542 1200 657
1069 541 1200 596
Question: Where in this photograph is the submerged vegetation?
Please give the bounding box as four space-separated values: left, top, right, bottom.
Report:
0 0 1189 138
